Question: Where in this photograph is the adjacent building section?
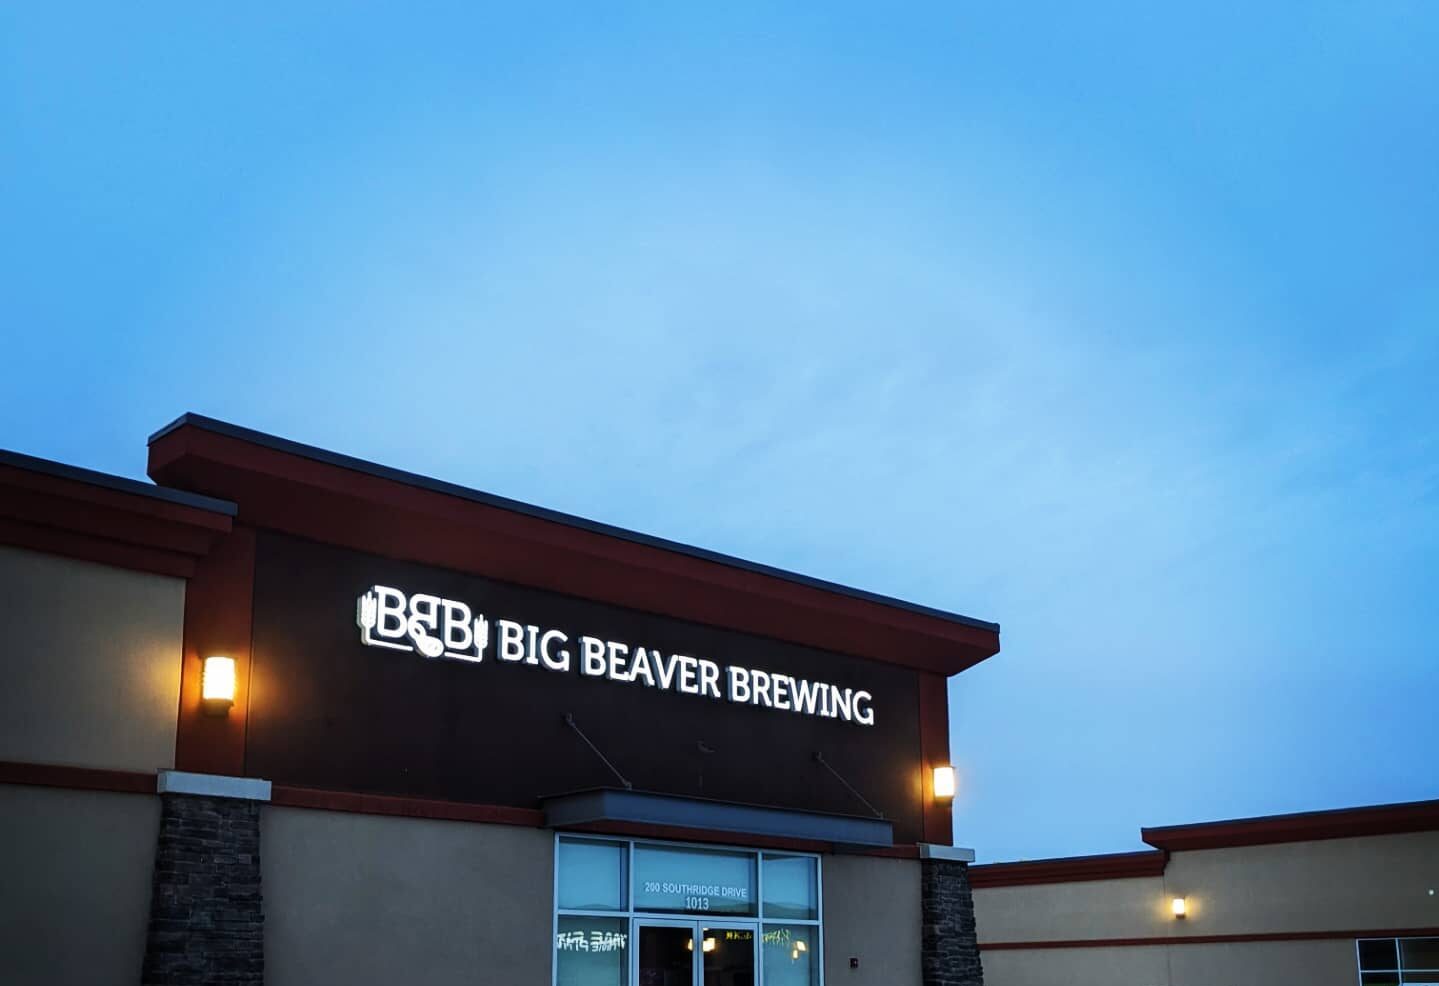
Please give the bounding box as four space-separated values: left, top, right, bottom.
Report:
971 799 1439 986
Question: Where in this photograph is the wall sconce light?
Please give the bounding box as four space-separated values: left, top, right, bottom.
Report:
201 656 236 715
702 938 716 953
933 765 957 800
1172 897 1187 919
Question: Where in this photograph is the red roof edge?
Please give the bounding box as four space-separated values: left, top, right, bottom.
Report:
145 415 1001 675
969 850 1168 888
1142 797 1439 852
0 449 235 578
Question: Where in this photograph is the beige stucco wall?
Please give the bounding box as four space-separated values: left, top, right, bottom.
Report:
1168 938 1359 986
263 806 555 986
975 873 1168 942
981 943 1170 986
1163 831 1439 935
0 785 159 986
982 938 1358 986
975 831 1439 945
0 544 184 771
975 831 1439 986
823 853 922 986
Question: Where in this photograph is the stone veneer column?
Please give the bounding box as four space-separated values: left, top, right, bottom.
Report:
142 771 271 985
919 845 983 986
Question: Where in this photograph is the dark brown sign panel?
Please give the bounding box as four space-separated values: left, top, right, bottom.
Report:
247 532 925 843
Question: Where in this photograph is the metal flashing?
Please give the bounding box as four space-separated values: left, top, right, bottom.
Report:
0 448 237 516
147 413 999 634
541 788 894 847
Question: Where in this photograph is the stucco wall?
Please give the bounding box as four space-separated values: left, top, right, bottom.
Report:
975 831 1439 944
1169 938 1359 986
981 944 1170 986
982 938 1358 986
974 831 1439 986
823 853 923 986
262 806 555 986
0 544 184 771
0 785 159 986
975 873 1168 942
1163 831 1439 935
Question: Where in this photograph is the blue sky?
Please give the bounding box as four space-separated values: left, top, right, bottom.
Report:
2 3 1436 859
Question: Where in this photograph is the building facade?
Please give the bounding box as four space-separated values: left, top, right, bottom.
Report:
0 414 1000 986
971 800 1439 986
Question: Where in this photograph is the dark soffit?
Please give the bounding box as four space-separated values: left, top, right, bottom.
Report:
541 788 894 848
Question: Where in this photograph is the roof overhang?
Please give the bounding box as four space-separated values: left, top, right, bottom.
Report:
1142 797 1439 851
146 413 1000 674
0 448 235 578
542 789 894 848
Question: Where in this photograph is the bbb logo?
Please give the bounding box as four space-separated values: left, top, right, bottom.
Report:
356 585 488 662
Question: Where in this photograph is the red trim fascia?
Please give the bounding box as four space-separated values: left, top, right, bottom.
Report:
0 759 929 857
0 759 155 795
979 926 1439 951
147 426 1000 676
969 850 1169 888
864 844 922 859
0 517 200 579
174 526 255 776
0 462 232 533
917 672 952 845
0 461 232 578
270 785 546 827
1142 799 1439 852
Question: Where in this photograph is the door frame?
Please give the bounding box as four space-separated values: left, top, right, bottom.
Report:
633 917 759 985
698 921 758 985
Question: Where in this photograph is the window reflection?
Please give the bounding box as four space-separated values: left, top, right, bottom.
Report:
557 916 628 986
633 844 757 916
761 924 818 986
761 855 817 920
558 839 627 911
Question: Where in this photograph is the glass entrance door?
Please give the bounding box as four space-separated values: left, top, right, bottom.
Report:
637 921 695 986
700 924 755 986
636 921 756 986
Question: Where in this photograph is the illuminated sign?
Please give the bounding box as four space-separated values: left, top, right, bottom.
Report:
356 584 876 726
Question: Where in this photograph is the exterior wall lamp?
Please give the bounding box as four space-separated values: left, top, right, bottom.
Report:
201 656 236 715
1172 896 1187 919
933 765 957 800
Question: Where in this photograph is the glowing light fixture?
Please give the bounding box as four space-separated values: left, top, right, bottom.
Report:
795 941 807 953
201 656 236 715
1171 897 1187 919
933 765 957 800
702 937 716 953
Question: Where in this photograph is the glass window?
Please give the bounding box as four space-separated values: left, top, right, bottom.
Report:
762 854 818 920
557 838 627 911
1362 940 1401 971
556 915 628 986
554 838 821 986
633 844 757 916
1401 938 1439 971
761 924 819 986
1357 937 1439 985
